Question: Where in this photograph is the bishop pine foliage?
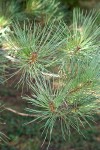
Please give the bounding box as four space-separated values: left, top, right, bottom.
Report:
5 21 64 88
10 8 99 146
0 0 100 148
24 9 99 146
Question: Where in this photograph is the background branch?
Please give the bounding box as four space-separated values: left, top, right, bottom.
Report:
4 107 34 117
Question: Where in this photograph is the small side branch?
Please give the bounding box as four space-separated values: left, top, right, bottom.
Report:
69 81 92 94
4 107 34 117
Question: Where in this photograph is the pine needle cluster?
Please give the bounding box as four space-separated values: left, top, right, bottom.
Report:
5 21 64 88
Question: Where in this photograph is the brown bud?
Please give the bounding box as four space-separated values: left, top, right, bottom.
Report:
29 52 38 64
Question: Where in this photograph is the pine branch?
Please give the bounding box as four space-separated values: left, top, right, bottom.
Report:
5 21 64 88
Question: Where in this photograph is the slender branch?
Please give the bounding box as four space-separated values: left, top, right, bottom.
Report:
41 72 60 78
4 107 34 117
69 81 92 94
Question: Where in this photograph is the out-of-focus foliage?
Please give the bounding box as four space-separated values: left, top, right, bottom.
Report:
0 51 6 84
0 0 22 47
25 0 65 23
0 0 21 27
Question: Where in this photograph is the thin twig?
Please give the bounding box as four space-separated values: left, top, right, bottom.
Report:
4 107 34 117
69 81 92 94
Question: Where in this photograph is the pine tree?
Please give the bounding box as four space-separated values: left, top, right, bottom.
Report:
0 0 100 148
